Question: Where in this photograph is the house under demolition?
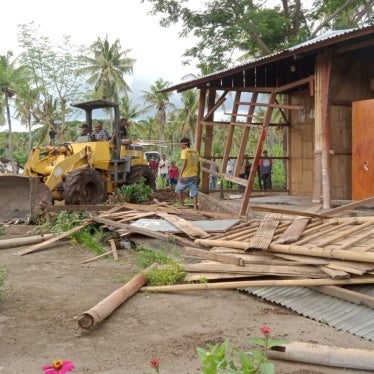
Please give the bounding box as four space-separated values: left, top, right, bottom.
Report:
162 26 374 215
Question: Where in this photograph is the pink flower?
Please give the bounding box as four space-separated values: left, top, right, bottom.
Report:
150 358 160 370
42 360 74 374
260 325 271 336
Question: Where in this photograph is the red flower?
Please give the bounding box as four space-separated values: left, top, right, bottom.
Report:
42 360 74 374
150 358 160 369
260 325 271 336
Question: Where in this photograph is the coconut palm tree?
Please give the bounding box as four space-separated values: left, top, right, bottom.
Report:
14 82 40 151
79 36 135 103
173 89 199 142
136 117 156 140
0 51 28 173
141 79 175 141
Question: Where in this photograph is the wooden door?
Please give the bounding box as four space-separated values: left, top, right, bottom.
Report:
352 99 374 200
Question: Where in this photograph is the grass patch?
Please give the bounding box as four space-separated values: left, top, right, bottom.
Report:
36 211 117 255
134 245 186 286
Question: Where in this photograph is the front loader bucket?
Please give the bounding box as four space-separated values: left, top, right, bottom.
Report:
0 175 52 221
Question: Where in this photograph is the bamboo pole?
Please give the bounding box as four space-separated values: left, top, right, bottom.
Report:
294 221 351 245
268 243 374 263
0 234 54 249
195 238 250 250
268 341 374 371
140 276 374 293
317 220 374 247
78 263 158 329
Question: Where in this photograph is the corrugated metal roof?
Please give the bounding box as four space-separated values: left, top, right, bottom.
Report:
163 26 374 93
241 286 374 341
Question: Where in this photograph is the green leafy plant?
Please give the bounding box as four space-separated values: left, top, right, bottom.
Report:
134 245 186 286
147 264 186 286
134 245 178 268
114 178 153 204
0 226 5 235
197 325 288 374
36 211 114 255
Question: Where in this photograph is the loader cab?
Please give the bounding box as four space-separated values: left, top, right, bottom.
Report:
71 99 121 158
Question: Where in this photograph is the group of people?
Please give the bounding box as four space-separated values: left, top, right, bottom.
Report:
210 150 273 190
77 118 129 142
149 154 180 190
74 117 272 208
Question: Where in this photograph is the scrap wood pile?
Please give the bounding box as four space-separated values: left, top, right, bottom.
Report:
85 200 374 292
12 197 374 295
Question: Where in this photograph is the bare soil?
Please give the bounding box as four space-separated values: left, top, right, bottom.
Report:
1 215 373 373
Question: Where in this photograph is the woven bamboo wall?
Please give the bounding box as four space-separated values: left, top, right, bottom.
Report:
288 50 374 200
289 91 314 196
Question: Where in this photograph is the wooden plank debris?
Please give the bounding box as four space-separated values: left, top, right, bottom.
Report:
109 239 118 260
156 212 210 238
23 198 374 309
15 222 91 256
183 246 245 266
81 249 116 264
311 285 374 309
322 196 374 217
251 205 326 219
247 213 281 249
275 205 321 243
93 216 199 248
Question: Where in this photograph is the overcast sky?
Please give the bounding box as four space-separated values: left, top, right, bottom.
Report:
1 0 199 131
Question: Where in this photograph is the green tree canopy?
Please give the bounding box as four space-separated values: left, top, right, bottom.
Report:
79 36 135 103
143 0 374 70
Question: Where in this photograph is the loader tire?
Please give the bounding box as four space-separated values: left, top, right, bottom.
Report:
63 168 106 205
126 165 156 191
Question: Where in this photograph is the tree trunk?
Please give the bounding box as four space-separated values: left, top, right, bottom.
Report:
5 94 16 174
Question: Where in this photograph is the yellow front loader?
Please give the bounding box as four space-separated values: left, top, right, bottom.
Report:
0 100 156 221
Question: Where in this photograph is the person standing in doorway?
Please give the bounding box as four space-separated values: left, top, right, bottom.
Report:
259 150 273 189
175 137 200 209
158 154 169 188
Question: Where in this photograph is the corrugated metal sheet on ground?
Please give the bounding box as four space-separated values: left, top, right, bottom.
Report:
241 286 374 342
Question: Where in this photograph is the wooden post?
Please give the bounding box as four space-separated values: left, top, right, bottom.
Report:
315 51 332 208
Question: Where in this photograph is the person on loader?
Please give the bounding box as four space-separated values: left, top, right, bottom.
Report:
91 121 111 141
76 124 92 142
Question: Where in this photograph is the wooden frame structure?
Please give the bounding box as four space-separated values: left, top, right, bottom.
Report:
162 26 374 215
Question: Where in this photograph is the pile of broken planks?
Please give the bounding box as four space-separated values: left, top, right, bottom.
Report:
20 198 374 303
85 200 374 297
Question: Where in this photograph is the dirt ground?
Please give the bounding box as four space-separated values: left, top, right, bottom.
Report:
1 212 374 373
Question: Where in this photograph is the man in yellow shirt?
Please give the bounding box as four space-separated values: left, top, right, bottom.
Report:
175 137 200 209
